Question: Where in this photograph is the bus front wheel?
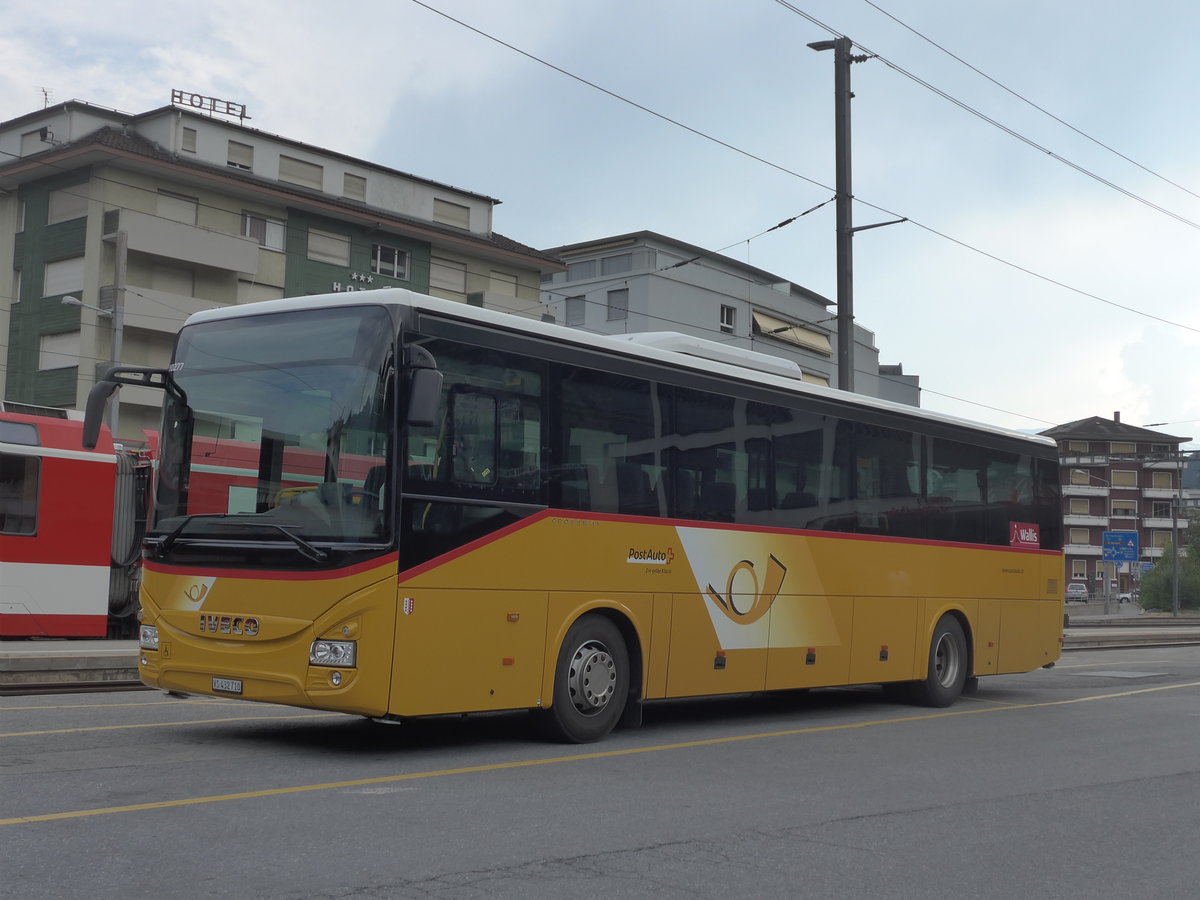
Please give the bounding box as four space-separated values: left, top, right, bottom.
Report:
909 614 968 707
538 614 629 743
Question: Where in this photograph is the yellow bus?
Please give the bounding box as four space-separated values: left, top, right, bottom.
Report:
85 289 1063 742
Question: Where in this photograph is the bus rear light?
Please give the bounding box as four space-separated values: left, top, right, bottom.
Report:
139 625 159 651
310 639 356 668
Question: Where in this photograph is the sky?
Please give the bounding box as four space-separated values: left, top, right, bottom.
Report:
4 0 1200 439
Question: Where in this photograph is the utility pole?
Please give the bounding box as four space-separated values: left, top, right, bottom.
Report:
808 37 904 393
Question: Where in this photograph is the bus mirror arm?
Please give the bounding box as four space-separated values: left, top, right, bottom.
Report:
82 366 188 450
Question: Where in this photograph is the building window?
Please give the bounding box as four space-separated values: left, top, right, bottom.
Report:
565 296 585 326
1071 560 1087 579
181 127 197 153
720 305 735 334
488 271 518 297
1069 498 1089 515
1151 471 1173 489
0 453 40 535
600 253 632 276
1111 499 1136 518
343 173 366 202
1111 470 1137 488
1152 531 1173 549
1068 441 1088 453
241 213 285 251
430 257 467 298
307 229 350 266
42 256 84 297
1153 501 1172 518
371 244 408 280
227 140 254 171
47 188 88 224
157 191 198 225
566 259 596 281
279 155 324 191
432 198 470 230
1069 527 1090 545
38 331 81 370
607 288 628 321
1110 441 1135 455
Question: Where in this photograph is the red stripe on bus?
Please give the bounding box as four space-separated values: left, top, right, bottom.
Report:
0 613 107 638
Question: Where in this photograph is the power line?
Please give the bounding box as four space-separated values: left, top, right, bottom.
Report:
860 0 1200 204
771 0 1200 231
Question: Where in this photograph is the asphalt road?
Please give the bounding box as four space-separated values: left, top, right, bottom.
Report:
4 646 1200 899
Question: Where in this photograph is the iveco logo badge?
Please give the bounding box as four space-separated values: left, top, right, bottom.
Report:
199 614 260 636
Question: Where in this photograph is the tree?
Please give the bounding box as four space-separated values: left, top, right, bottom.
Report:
1138 543 1200 612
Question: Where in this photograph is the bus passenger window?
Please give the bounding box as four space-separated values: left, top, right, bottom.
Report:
451 392 497 484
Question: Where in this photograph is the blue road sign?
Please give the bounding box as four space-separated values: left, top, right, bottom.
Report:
1102 530 1139 562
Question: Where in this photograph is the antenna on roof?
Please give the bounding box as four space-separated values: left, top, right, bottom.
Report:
38 86 52 108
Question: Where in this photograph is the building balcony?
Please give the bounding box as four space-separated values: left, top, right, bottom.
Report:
105 209 259 274
1141 488 1178 500
1143 547 1167 559
1062 484 1109 497
1142 517 1186 529
1063 515 1108 527
113 285 229 334
1064 544 1101 556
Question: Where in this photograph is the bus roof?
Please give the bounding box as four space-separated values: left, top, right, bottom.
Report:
183 289 1056 451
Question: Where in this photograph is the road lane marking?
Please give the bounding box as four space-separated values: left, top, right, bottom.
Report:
4 679 1199 827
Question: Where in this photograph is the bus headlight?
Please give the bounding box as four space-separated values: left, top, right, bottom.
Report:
310 639 357 668
139 625 159 651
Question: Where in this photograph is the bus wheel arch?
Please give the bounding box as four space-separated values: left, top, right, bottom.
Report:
537 610 639 743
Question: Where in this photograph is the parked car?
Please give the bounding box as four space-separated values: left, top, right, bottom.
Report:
1065 582 1089 601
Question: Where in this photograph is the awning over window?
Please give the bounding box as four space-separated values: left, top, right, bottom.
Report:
751 311 833 356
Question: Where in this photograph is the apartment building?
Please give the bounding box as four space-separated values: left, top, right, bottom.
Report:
540 231 920 406
1041 413 1190 593
0 97 561 439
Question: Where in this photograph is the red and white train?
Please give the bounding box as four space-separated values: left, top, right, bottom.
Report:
0 406 151 638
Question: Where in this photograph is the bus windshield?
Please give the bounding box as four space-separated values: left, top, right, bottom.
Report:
150 305 395 558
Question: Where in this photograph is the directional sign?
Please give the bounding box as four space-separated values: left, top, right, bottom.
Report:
1102 530 1139 562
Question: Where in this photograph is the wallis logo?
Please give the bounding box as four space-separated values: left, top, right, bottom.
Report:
705 555 788 626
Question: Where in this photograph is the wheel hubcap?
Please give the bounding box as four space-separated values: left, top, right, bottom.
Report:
567 640 616 715
934 632 962 688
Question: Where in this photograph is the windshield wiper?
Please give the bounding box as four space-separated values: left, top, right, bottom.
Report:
220 522 329 563
151 515 328 563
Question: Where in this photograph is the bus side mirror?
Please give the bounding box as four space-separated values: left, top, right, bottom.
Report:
406 368 443 427
83 379 119 449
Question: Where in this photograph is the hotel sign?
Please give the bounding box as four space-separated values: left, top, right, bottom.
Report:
171 89 249 122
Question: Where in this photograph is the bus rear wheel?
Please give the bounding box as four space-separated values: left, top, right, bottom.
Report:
538 614 629 743
909 614 968 707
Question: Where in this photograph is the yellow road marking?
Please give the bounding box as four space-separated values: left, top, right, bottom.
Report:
4 679 1198 827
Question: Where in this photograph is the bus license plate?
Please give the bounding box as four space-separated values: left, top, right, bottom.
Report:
212 676 242 694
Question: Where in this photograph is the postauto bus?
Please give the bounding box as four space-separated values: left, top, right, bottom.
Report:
84 288 1063 742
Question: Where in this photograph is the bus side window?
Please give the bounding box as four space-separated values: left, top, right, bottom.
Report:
450 391 497 484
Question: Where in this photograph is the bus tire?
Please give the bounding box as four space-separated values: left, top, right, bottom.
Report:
538 614 629 744
910 614 968 707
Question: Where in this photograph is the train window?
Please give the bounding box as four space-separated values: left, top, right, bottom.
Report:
0 453 39 534
0 421 39 446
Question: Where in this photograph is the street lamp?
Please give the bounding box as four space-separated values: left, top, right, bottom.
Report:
61 295 122 439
